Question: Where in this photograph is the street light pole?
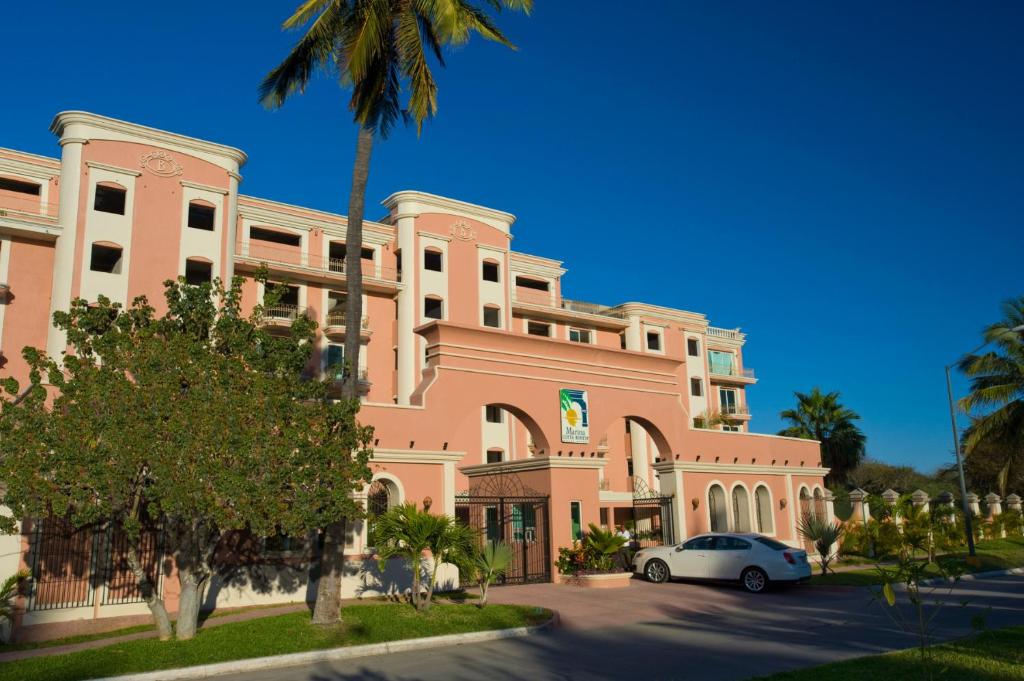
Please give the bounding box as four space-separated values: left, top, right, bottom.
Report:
945 323 1024 557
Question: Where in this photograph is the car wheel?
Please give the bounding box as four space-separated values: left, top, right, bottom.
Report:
741 567 769 593
645 559 670 583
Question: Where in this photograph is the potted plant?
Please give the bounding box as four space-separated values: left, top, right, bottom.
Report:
555 523 632 588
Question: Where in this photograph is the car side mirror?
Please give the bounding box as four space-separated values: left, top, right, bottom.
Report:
675 545 685 552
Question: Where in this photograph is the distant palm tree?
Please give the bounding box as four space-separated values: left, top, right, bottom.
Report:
778 387 866 485
957 297 1024 497
260 0 531 625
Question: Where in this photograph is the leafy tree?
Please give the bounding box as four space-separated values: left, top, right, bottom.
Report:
778 387 866 485
373 503 475 611
796 513 844 574
473 541 512 607
259 0 531 624
957 298 1024 497
0 275 372 640
845 459 955 498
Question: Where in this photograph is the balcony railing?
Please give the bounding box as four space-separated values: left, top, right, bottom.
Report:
512 290 625 320
709 366 756 380
720 405 751 417
236 243 397 282
262 303 306 322
325 310 370 329
707 326 742 341
0 193 59 218
511 287 555 306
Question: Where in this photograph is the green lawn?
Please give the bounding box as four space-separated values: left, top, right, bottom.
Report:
810 537 1024 587
754 626 1024 680
0 603 551 681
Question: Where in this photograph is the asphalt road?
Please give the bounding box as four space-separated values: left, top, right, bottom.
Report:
213 574 1024 681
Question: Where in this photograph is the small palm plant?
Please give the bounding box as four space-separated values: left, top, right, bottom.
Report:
374 503 474 611
583 523 627 573
474 541 513 607
0 570 28 629
797 513 845 575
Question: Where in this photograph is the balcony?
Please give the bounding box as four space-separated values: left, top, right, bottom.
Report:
707 326 743 342
234 243 399 293
720 405 752 421
260 304 307 330
325 368 371 398
510 290 628 329
323 310 371 340
708 365 757 385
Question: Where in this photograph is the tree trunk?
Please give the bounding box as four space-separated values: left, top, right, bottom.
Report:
174 568 207 641
311 518 347 624
311 125 374 625
342 125 374 401
411 553 423 611
125 541 173 641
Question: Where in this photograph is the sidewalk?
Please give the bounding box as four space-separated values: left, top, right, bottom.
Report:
0 603 308 663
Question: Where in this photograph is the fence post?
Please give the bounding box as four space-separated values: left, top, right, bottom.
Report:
848 488 870 524
911 489 930 513
882 488 901 524
985 493 1004 538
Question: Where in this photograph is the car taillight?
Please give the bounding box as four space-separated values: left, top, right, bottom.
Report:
783 551 796 564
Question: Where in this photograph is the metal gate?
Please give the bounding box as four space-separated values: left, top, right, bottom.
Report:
455 471 551 584
632 477 675 548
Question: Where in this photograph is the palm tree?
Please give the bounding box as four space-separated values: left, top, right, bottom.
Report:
374 503 475 611
260 0 531 624
957 297 1024 498
796 513 844 574
473 541 513 607
778 388 866 486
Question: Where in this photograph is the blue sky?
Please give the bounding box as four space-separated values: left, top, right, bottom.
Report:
3 2 1021 473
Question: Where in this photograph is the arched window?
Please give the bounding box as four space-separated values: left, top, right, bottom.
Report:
708 484 728 532
486 448 504 464
424 247 443 272
755 485 774 534
731 485 752 532
424 295 443 320
94 181 127 215
813 487 826 519
366 478 399 547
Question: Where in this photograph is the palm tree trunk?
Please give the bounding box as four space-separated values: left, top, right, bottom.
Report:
342 125 374 401
311 126 374 626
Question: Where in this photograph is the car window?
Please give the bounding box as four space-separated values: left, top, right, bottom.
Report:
682 536 715 551
716 537 751 550
754 536 790 551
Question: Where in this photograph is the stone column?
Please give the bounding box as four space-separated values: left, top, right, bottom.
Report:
911 489 930 513
848 488 870 524
1006 494 1022 513
651 461 687 543
935 491 955 522
986 493 1004 537
47 136 86 359
882 488 901 524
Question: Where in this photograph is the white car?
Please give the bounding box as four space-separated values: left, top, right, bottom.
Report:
632 533 811 593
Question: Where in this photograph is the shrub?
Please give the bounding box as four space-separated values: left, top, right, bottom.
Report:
555 524 627 575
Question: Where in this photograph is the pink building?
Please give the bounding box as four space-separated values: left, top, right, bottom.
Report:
0 112 830 638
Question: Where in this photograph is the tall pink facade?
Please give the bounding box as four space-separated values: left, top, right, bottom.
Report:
0 112 829 637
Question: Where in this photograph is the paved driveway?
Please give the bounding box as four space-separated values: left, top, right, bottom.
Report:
216 574 1024 681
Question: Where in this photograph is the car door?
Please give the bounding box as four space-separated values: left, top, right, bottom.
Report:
668 536 715 578
709 536 752 579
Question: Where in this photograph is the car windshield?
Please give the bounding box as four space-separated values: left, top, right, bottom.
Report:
754 536 791 551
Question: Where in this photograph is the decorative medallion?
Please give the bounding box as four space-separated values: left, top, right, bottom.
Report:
449 220 477 242
139 150 183 177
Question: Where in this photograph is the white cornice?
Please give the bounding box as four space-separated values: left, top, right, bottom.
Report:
50 111 247 172
371 449 465 465
382 190 516 233
85 160 142 177
608 302 707 325
0 157 59 181
0 147 59 167
181 180 229 195
653 460 830 476
509 252 567 278
461 456 607 476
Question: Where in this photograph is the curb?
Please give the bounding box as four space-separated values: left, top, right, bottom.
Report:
88 614 558 681
917 566 1024 587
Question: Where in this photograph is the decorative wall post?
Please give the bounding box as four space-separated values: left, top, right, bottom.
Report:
848 488 870 524
1006 493 1022 513
935 491 955 523
882 488 901 524
966 492 981 517
911 489 930 513
986 493 1005 538
824 490 836 522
